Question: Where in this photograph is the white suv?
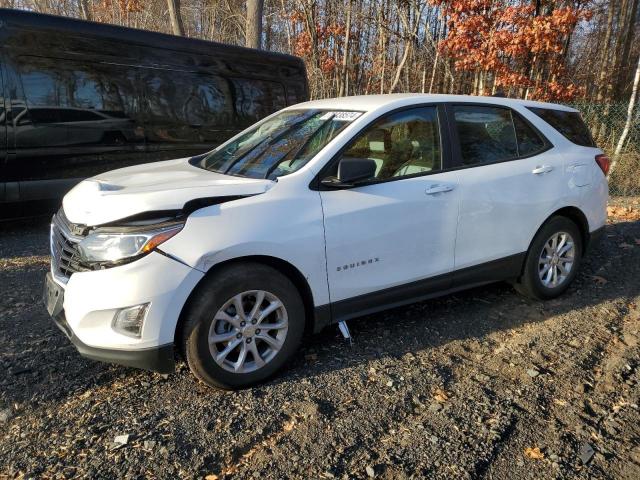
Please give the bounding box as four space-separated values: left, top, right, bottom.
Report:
44 94 609 388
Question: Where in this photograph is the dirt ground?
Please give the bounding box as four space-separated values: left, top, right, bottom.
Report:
1 199 639 480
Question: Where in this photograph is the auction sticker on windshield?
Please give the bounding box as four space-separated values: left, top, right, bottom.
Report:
320 111 363 121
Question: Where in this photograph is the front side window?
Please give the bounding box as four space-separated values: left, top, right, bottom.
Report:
331 106 442 182
453 105 547 165
198 109 361 179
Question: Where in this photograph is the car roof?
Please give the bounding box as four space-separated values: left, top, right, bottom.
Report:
290 93 578 113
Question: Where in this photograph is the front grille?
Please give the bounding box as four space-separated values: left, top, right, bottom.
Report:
50 210 91 282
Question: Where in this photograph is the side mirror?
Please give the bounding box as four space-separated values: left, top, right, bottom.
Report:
321 157 376 188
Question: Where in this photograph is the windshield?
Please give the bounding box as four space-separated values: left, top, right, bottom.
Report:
197 109 362 179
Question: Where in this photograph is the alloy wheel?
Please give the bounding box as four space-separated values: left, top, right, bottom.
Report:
538 231 576 288
208 290 288 373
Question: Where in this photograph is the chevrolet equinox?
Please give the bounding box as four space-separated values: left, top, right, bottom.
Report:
44 94 609 389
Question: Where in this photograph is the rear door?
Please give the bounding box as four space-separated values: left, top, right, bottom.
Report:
448 103 565 272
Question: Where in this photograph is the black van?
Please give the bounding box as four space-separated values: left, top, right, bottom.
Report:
0 9 308 217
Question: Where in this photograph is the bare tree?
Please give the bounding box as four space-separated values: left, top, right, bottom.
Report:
79 0 92 21
167 0 185 36
245 0 264 49
337 0 352 97
609 55 640 178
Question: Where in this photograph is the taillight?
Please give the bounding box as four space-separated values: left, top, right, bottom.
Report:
595 154 610 176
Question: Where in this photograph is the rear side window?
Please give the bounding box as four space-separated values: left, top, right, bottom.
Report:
452 105 547 166
513 114 547 156
527 107 595 147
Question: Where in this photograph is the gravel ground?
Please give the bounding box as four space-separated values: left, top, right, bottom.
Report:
1 200 639 480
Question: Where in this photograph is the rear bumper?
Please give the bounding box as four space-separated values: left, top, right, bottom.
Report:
51 309 175 374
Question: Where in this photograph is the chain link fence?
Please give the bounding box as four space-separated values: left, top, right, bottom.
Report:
571 102 640 196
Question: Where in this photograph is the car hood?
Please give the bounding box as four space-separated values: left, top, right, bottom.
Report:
62 158 274 226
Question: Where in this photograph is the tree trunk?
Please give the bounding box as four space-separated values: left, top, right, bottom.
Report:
79 0 92 21
388 39 411 92
609 55 640 179
167 0 185 36
388 1 422 93
338 0 352 97
616 0 639 99
378 4 386 94
245 0 265 49
281 0 293 53
595 0 616 102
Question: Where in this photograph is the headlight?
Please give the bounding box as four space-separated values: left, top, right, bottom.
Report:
77 222 184 264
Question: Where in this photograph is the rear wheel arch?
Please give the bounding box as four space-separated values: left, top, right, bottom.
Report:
518 206 589 280
544 206 590 256
175 255 317 348
515 215 584 299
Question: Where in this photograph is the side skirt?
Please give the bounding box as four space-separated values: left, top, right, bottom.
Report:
317 252 526 326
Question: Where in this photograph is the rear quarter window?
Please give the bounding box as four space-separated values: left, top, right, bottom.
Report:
527 107 595 147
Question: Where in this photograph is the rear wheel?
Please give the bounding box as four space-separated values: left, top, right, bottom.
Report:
181 263 305 389
515 216 583 300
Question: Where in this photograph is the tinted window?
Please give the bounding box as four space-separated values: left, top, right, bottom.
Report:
231 78 287 126
513 113 547 156
0 67 5 158
528 107 595 147
453 106 518 165
337 106 441 181
142 70 233 127
17 57 138 123
59 109 103 122
25 108 60 124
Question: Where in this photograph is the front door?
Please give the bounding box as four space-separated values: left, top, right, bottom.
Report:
319 105 460 317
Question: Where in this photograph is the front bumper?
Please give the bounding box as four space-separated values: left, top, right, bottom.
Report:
44 250 204 373
49 302 175 373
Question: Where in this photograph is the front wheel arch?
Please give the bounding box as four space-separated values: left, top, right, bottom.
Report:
174 255 317 350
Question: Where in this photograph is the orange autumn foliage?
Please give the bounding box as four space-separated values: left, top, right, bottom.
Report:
99 0 144 13
289 11 346 75
432 0 591 101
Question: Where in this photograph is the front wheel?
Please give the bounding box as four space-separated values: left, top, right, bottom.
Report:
515 216 583 300
181 263 305 389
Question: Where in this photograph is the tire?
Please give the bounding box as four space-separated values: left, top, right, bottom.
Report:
514 216 583 300
181 262 305 389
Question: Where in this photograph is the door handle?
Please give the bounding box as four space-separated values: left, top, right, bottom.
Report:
425 184 454 195
532 165 554 175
